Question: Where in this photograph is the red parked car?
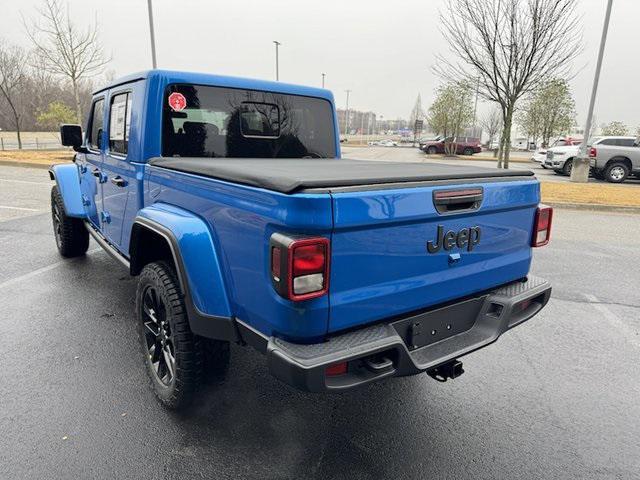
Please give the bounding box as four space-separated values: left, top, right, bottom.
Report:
421 136 482 155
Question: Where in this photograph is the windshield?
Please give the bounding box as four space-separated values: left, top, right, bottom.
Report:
162 84 336 158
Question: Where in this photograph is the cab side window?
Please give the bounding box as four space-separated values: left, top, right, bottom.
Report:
88 99 105 150
109 92 132 155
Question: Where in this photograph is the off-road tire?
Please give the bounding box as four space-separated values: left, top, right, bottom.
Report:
604 161 629 183
136 261 229 409
51 185 89 258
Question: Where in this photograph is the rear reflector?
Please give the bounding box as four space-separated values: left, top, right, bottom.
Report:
271 246 281 280
325 362 348 376
532 205 553 247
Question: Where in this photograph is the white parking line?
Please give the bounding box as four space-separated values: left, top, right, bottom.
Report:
0 248 100 289
584 293 639 349
0 205 42 212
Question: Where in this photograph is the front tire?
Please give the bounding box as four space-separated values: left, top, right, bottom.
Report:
51 185 89 258
604 162 629 183
427 146 437 155
136 261 229 409
562 158 573 176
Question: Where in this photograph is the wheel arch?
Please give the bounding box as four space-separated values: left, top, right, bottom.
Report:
130 204 237 342
49 164 87 218
606 156 632 170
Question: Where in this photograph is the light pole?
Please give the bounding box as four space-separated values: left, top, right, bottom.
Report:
146 0 157 68
321 73 326 88
571 0 614 183
344 90 351 135
273 41 281 81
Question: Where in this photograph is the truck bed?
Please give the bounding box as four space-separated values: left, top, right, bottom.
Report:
149 157 533 193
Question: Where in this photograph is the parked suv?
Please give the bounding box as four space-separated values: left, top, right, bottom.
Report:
422 136 482 155
588 136 640 183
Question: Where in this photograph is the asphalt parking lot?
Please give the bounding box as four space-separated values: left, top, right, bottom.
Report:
1 162 639 479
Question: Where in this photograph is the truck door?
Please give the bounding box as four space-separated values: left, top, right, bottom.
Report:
101 89 136 251
78 97 106 227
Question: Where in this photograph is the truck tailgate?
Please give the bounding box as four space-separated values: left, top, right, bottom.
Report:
328 179 540 333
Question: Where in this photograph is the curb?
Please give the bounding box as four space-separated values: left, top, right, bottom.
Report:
545 202 640 214
438 155 531 164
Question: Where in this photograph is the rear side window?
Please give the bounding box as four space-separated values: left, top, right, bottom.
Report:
109 92 132 155
617 138 635 147
162 84 336 158
88 99 104 150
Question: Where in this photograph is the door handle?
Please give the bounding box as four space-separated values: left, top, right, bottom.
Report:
92 168 107 184
110 176 127 187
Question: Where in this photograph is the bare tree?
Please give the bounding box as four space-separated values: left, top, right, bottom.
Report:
480 107 502 149
0 41 30 149
408 94 425 127
24 0 109 123
436 0 582 168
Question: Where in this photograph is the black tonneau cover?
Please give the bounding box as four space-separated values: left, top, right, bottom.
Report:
149 157 534 194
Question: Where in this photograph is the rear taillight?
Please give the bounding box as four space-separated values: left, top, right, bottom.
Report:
270 234 330 301
589 147 597 157
532 205 553 247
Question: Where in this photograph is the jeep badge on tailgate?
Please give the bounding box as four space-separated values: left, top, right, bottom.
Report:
426 225 481 253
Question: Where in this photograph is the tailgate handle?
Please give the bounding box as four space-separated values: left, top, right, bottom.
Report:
433 188 483 214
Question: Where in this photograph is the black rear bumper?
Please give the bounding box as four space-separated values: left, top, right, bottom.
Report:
238 276 551 392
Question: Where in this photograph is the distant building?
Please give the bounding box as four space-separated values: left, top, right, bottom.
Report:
336 109 377 135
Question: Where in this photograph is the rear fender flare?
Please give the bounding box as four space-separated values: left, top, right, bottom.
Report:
131 203 237 341
49 164 87 218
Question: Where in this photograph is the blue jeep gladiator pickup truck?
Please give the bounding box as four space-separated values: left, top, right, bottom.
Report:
50 70 553 409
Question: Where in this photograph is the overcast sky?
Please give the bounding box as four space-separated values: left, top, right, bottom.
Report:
2 0 639 128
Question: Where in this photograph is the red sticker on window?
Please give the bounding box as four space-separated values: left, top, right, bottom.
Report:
168 92 187 111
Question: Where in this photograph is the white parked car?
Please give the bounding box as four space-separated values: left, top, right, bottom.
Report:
543 144 581 175
531 138 582 168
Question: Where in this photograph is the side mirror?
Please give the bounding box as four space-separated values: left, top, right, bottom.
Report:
60 124 84 152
